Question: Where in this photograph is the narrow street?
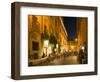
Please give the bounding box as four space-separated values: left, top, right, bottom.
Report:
28 15 88 67
44 55 79 66
29 51 87 66
52 55 79 65
31 54 80 66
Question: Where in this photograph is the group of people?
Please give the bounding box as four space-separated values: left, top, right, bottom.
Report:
41 45 88 65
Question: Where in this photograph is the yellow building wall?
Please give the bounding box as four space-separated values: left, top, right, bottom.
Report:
28 15 42 59
77 18 87 51
28 15 68 60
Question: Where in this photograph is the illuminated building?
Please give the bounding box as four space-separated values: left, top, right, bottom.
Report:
77 18 87 51
28 16 68 61
67 17 87 52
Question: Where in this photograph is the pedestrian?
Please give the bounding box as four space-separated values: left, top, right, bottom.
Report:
78 49 83 64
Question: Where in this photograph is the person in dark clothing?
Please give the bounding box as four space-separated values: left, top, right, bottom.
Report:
78 49 84 64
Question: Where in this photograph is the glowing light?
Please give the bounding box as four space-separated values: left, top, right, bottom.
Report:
43 48 46 54
75 38 78 42
81 46 85 52
49 46 52 54
81 46 85 50
71 45 74 50
54 48 57 52
56 44 59 48
44 40 49 47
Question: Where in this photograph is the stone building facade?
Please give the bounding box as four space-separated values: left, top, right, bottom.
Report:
28 15 68 61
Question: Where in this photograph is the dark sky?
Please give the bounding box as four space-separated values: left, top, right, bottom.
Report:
63 17 77 41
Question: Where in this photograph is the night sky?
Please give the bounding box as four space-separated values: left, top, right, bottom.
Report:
63 17 77 41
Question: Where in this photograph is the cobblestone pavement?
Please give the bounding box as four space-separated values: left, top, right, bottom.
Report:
29 55 80 66
47 55 79 65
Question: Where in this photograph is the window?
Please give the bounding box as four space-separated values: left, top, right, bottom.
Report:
32 41 39 50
